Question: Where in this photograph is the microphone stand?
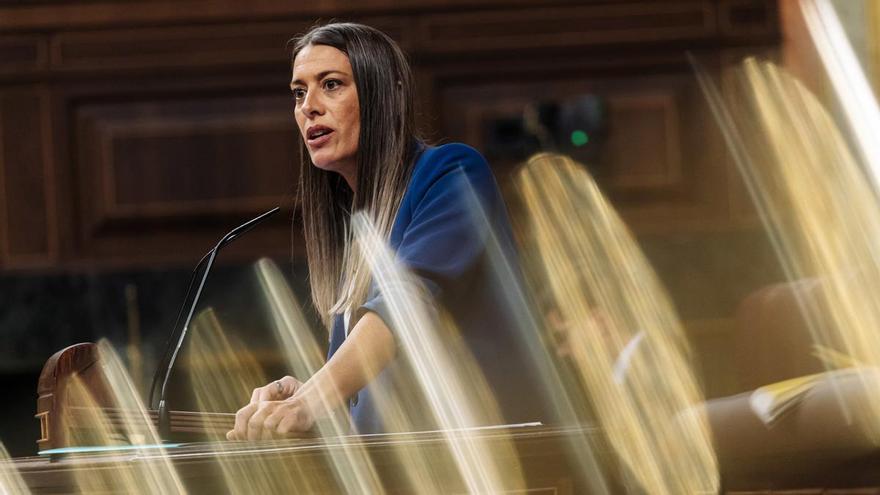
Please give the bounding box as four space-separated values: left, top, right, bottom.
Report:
148 207 280 440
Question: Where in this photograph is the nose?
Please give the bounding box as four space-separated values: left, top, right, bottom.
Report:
301 89 324 118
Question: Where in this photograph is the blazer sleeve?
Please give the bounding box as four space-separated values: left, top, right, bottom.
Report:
358 144 503 331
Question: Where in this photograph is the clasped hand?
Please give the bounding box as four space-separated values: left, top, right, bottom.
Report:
226 376 315 440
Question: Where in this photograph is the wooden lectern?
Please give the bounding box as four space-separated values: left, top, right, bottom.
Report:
20 342 597 494
36 343 233 452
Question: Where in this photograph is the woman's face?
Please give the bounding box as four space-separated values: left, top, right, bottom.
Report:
291 44 361 187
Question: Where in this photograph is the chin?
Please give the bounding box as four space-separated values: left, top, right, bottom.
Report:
309 152 355 178
310 157 336 171
307 151 330 167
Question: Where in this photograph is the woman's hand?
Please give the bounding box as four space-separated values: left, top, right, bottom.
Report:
226 394 316 440
225 311 397 441
250 375 302 402
226 376 309 440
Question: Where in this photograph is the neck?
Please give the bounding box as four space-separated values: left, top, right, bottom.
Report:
336 159 357 194
341 171 357 193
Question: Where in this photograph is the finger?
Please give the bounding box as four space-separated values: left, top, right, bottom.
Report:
264 408 282 430
232 403 258 440
256 385 276 402
262 408 284 440
259 378 296 402
233 403 257 439
279 376 301 397
247 402 275 441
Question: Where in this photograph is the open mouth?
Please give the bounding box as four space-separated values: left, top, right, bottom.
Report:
307 126 334 142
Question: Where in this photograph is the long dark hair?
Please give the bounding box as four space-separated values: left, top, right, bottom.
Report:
291 22 419 325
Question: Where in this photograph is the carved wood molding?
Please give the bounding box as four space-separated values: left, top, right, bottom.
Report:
1 1 779 80
76 95 297 228
0 0 698 33
417 2 717 54
62 82 298 263
51 21 309 73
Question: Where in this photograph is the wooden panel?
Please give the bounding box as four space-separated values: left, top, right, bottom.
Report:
417 2 717 54
825 490 880 495
0 0 568 33
50 18 408 73
0 87 55 266
438 59 731 233
602 93 683 190
719 0 780 40
0 0 782 268
74 90 299 261
0 35 48 76
51 22 309 73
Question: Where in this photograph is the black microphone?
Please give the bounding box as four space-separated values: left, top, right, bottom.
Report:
149 206 280 440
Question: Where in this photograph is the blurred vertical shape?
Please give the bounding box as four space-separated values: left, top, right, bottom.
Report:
253 258 386 494
515 154 718 494
801 0 880 192
352 214 526 494
254 259 323 377
186 305 325 493
125 283 144 396
0 443 29 495
188 307 267 425
66 339 186 494
705 55 880 440
469 178 614 494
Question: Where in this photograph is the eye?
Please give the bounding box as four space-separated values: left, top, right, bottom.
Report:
323 79 341 91
292 88 306 101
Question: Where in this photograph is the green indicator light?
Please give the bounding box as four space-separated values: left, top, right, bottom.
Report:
570 130 589 147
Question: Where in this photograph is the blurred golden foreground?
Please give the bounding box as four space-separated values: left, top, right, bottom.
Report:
700 54 880 443
514 153 719 494
12 30 880 491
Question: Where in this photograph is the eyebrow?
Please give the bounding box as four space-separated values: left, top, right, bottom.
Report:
290 70 348 89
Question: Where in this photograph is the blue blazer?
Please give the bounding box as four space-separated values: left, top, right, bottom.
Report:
326 143 545 433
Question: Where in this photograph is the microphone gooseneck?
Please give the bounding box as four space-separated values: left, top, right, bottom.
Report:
149 206 280 440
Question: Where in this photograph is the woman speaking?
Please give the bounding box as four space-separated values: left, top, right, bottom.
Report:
228 22 543 440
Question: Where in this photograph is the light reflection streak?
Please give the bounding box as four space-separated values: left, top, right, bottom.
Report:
255 258 460 494
189 307 268 427
467 179 614 494
801 0 880 191
68 339 186 494
513 154 718 494
697 53 880 441
0 443 29 495
186 306 322 493
179 268 382 493
254 258 386 494
352 213 526 494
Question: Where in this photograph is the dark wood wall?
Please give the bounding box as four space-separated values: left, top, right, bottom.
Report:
0 0 779 272
0 2 789 419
